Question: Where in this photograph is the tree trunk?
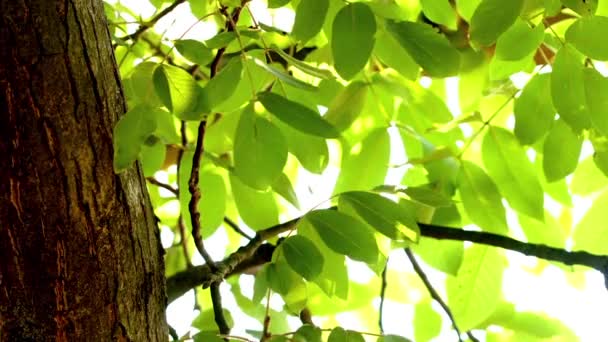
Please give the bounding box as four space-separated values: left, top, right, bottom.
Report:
0 1 167 340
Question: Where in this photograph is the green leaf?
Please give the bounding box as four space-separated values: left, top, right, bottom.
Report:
125 62 163 106
198 170 227 233
447 245 505 331
401 186 453 208
470 0 524 46
205 57 243 110
266 260 305 296
566 15 608 60
377 335 412 342
543 119 583 182
328 327 365 342
298 220 349 299
233 106 287 190
248 56 317 91
230 174 279 230
495 19 545 61
331 3 376 80
306 209 379 264
293 325 322 342
571 156 608 195
113 106 159 172
275 120 329 174
414 300 442 342
324 82 368 131
268 0 290 8
340 191 419 242
518 212 566 248
514 73 555 145
411 238 463 276
420 0 458 29
573 189 608 254
272 173 300 209
258 92 339 138
583 68 608 136
271 47 334 79
153 64 209 120
561 0 597 16
482 127 544 220
458 161 509 234
174 39 213 65
551 45 591 132
281 235 324 280
334 128 391 193
292 0 330 42
204 32 236 49
140 141 166 177
373 29 420 81
386 20 460 77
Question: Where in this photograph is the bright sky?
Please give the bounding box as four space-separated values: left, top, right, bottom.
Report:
106 1 608 340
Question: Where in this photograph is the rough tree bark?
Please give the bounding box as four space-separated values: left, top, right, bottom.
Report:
0 1 167 340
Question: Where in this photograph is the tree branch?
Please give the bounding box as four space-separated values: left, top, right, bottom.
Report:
166 216 608 304
146 176 178 196
119 0 187 42
405 248 464 342
418 223 608 284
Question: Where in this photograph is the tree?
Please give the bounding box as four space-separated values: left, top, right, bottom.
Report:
0 1 166 340
5 0 608 340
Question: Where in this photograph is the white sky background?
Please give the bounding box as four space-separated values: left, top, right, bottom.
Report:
105 1 608 340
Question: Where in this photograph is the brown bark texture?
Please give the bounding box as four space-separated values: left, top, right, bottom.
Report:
0 1 167 340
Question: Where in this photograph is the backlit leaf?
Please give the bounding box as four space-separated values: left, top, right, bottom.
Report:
583 68 608 136
495 19 545 61
386 20 460 77
153 64 209 120
328 327 365 342
324 81 368 131
514 73 555 145
420 0 458 30
470 0 524 46
205 58 243 110
113 105 159 172
174 39 213 65
573 189 608 254
482 127 544 220
566 15 608 60
458 161 509 234
551 45 591 132
306 209 379 264
447 245 505 331
249 56 317 91
543 119 583 182
414 300 442 342
258 92 339 138
340 191 420 242
292 0 330 43
233 106 287 190
332 3 376 80
230 174 279 230
281 235 324 280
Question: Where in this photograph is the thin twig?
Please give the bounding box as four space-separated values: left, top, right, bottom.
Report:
210 283 231 337
405 248 463 342
378 258 389 334
188 121 214 266
224 217 254 240
146 176 178 196
119 0 187 42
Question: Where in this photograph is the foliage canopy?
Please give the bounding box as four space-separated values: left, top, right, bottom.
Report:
106 0 608 340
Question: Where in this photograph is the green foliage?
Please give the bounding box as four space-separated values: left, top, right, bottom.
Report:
106 0 608 340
